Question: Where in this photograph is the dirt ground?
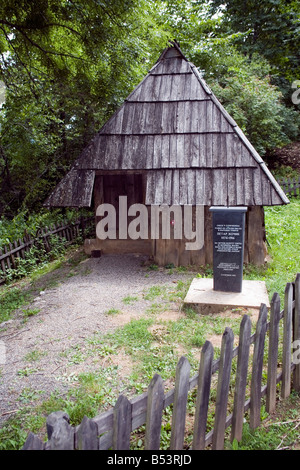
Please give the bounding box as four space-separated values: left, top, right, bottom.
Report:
0 251 195 426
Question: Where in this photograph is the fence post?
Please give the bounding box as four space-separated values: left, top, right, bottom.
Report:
4 245 11 270
293 273 300 391
76 415 99 450
281 283 293 399
250 304 268 429
46 411 74 450
22 432 45 450
192 340 214 450
0 248 6 276
170 356 191 450
231 314 252 443
266 293 281 413
212 327 234 450
113 394 132 450
144 374 164 450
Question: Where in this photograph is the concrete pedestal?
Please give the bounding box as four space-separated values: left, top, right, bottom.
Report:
184 278 270 314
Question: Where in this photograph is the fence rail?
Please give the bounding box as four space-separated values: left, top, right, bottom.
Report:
277 176 300 197
22 273 300 451
0 216 93 281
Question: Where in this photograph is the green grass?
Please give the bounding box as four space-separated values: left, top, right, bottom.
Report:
0 286 32 324
263 200 300 297
228 391 300 450
122 295 139 305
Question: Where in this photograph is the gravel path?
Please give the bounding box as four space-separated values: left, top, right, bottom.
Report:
0 252 191 427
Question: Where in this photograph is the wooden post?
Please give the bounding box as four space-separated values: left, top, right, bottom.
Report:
170 356 191 450
76 415 99 450
113 395 132 450
266 292 281 413
247 206 266 266
144 374 164 450
4 245 11 270
212 327 234 450
192 340 214 450
0 248 6 276
250 304 268 429
293 273 300 391
46 411 74 450
22 432 45 450
281 283 293 398
9 242 15 268
13 240 20 261
18 238 25 259
231 314 252 442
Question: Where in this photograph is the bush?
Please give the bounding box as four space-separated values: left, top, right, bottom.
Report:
0 209 83 249
4 235 68 282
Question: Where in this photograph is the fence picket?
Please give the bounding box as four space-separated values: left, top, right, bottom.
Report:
22 432 45 450
144 374 164 450
76 415 99 450
250 304 268 429
4 245 11 270
113 395 132 450
267 293 281 413
46 411 74 450
281 283 293 398
277 176 300 197
170 356 191 450
13 240 20 261
0 248 6 275
231 314 252 442
192 340 214 450
293 273 300 391
9 242 15 268
212 327 234 450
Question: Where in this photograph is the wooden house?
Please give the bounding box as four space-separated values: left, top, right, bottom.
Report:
44 41 289 267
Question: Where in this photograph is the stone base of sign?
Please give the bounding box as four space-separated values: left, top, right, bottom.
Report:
184 278 270 314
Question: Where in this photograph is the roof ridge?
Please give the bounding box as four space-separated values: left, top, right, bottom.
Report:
156 40 189 62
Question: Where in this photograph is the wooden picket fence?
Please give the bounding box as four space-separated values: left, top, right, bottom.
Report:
22 274 300 451
0 216 93 282
277 176 300 197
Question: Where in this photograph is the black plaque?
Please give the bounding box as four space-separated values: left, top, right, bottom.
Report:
210 207 247 293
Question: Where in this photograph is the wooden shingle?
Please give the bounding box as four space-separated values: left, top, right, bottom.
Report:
44 41 288 208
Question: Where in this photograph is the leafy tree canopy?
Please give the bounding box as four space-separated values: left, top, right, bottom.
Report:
208 0 300 95
0 0 170 215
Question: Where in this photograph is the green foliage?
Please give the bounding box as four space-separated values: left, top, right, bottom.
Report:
0 0 169 216
263 200 300 297
208 0 300 84
159 0 300 154
3 234 68 283
0 285 31 323
228 392 300 450
209 54 300 154
0 209 81 247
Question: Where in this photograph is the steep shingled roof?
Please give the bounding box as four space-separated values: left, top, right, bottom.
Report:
44 41 289 207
